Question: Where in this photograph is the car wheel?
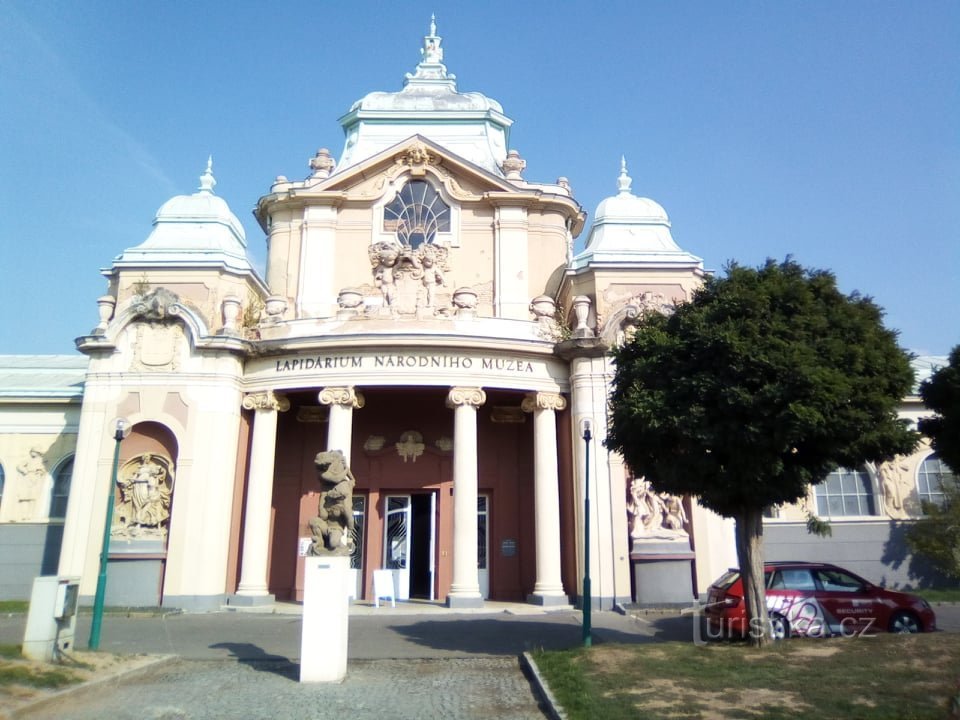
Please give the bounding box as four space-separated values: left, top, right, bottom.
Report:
769 613 790 640
888 611 921 634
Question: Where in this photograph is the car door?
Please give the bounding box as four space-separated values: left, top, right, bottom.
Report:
813 567 879 636
766 568 827 637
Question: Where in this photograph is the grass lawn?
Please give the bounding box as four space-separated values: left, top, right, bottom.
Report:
0 644 82 692
533 633 960 719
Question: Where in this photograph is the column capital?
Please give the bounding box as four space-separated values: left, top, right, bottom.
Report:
318 386 365 409
242 390 290 413
446 387 487 409
521 391 567 413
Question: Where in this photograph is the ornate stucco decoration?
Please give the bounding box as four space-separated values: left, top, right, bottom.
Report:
127 288 192 372
521 392 567 414
600 291 677 347
394 141 440 176
434 436 453 452
296 407 328 424
367 241 451 317
446 386 487 408
12 447 48 522
308 148 336 179
112 453 174 540
627 477 689 541
131 322 185 372
242 391 291 413
396 430 426 463
318 386 365 409
868 457 911 519
308 450 356 556
363 435 386 452
500 149 526 181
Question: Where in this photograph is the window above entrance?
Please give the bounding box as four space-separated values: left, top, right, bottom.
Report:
383 180 451 248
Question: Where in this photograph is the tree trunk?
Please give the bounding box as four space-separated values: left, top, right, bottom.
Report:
734 506 769 647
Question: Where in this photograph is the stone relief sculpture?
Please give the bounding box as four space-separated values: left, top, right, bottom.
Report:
14 448 48 522
396 431 425 463
309 450 356 556
627 477 689 540
367 241 450 317
113 453 174 538
873 457 910 515
600 290 678 347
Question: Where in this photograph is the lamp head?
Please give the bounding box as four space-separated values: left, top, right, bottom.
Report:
111 417 132 442
580 417 592 441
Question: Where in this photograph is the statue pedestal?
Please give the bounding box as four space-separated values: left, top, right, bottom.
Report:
630 539 696 608
300 555 350 683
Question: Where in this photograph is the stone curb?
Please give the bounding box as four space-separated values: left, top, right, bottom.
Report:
520 651 567 720
5 654 177 720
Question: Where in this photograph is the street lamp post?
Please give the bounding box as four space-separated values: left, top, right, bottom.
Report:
581 418 592 648
89 418 129 650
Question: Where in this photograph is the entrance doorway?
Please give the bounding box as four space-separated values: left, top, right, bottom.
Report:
383 493 436 600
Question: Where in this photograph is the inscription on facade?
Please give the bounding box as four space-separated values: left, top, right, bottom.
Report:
274 354 535 374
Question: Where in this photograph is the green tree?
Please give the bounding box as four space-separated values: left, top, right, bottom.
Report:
906 347 960 579
918 346 960 473
606 259 917 645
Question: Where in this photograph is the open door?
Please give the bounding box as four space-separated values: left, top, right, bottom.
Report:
384 493 437 601
478 495 489 599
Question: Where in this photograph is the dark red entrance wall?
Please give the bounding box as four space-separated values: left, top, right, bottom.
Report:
267 387 540 603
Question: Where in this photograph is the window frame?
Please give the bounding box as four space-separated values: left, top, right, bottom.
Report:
814 466 879 518
916 453 957 508
48 455 74 520
374 176 459 249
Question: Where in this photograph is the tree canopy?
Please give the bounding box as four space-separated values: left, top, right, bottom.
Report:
606 258 918 644
919 346 960 474
607 258 917 518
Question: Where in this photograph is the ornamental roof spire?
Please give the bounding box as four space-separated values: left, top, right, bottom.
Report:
617 156 633 196
198 156 216 194
406 14 455 84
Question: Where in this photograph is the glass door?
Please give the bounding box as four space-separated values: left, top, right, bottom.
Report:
384 495 412 600
478 495 489 599
350 495 366 599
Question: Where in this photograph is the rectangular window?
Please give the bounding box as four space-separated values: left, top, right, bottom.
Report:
815 468 877 517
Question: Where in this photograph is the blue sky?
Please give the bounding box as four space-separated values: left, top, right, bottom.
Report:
1 1 957 356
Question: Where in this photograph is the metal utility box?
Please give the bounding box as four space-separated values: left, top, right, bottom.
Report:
22 576 81 661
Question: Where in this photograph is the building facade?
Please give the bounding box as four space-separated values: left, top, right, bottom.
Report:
0 22 952 609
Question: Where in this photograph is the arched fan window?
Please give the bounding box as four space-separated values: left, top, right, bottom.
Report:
383 180 450 248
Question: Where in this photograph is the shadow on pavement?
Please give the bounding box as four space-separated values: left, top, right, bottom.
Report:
209 642 298 679
389 614 697 654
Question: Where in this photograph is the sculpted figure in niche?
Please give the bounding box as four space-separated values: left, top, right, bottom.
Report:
15 448 47 521
309 450 356 556
114 453 173 537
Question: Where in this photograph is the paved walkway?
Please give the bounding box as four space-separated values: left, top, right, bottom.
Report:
1 602 691 719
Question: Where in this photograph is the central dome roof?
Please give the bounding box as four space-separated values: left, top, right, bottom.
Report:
335 17 512 176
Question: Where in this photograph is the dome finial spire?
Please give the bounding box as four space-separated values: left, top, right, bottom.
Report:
617 156 633 195
198 155 216 194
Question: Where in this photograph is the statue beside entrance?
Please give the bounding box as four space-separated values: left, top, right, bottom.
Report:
308 450 356 556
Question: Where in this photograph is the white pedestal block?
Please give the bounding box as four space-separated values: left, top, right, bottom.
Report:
300 556 350 683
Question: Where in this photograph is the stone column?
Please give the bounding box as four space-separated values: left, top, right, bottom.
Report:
233 391 289 605
522 391 568 605
318 386 365 463
446 386 486 608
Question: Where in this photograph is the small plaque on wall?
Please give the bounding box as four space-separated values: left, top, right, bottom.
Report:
501 539 517 557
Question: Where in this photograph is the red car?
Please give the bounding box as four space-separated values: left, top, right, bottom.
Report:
704 561 937 639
